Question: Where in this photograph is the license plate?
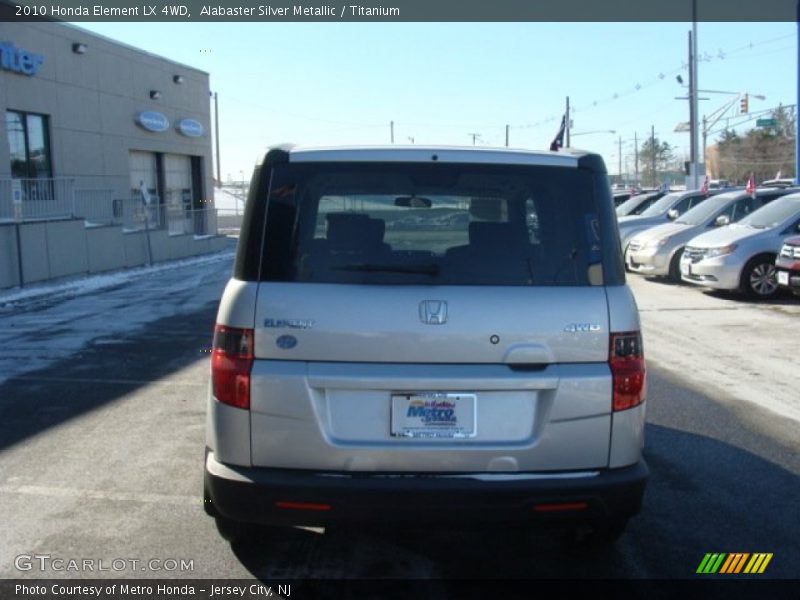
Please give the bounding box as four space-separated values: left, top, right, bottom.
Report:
391 393 477 439
777 270 789 285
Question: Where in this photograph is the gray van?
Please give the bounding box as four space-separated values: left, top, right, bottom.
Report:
204 145 648 543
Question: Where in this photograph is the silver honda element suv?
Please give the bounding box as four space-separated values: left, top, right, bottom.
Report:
204 145 647 544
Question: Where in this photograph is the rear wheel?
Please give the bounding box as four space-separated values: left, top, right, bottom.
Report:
205 481 259 542
740 255 779 299
570 518 628 548
214 516 258 542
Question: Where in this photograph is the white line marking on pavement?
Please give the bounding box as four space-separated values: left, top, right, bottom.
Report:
8 376 207 387
0 484 197 506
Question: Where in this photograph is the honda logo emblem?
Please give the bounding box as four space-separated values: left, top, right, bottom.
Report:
419 300 448 325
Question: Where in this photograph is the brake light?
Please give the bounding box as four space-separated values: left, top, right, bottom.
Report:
211 325 254 410
609 331 646 411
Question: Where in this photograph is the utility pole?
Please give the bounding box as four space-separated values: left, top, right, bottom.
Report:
634 132 639 185
689 29 699 189
702 115 708 169
565 96 571 147
468 133 480 146
213 91 221 188
390 120 394 144
651 125 656 187
505 124 509 147
618 136 623 184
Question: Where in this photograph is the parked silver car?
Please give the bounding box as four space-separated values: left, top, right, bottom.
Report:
204 145 648 543
618 189 718 254
681 193 800 298
626 188 792 281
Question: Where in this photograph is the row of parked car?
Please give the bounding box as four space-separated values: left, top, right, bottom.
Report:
616 185 800 299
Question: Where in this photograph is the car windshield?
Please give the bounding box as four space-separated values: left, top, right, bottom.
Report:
639 192 683 217
738 196 800 229
616 194 655 216
259 162 602 286
675 193 740 226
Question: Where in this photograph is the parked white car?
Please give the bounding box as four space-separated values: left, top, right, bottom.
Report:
626 188 794 281
680 193 800 298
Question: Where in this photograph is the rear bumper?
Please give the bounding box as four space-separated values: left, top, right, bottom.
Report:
205 451 648 527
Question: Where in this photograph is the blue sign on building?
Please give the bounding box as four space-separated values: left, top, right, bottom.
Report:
176 119 204 137
135 111 170 133
0 41 44 76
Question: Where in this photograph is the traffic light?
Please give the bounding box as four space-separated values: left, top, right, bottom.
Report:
740 94 749 114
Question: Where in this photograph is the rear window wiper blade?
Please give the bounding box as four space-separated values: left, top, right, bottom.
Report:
331 263 440 275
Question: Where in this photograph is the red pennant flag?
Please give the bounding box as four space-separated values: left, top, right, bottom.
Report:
701 176 709 196
745 172 756 198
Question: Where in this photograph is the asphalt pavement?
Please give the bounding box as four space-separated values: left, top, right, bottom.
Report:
0 254 797 583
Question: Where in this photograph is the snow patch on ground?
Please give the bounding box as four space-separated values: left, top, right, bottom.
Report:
0 251 234 385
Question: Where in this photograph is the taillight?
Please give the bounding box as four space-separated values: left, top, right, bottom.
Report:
211 325 254 410
609 331 646 411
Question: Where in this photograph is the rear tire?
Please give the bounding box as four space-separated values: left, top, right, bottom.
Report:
740 254 779 299
214 515 257 542
570 518 628 548
205 480 259 542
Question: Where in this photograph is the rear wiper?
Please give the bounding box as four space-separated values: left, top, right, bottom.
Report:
332 263 440 275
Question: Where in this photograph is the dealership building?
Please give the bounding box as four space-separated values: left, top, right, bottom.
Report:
0 21 225 289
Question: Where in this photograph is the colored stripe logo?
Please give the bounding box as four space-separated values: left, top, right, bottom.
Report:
696 553 773 574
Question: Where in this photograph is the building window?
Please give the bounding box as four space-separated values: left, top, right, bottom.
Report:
6 110 52 179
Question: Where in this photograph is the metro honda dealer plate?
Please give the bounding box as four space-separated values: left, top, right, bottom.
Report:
391 393 477 439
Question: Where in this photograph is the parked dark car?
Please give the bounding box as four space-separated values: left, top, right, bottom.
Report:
615 191 665 217
613 192 632 206
776 236 800 295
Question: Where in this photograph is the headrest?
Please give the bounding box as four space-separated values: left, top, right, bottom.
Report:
326 213 385 251
468 221 515 247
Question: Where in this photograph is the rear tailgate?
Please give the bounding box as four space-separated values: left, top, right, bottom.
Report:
249 283 612 472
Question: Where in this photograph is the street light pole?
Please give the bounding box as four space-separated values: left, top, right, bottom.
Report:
213 91 221 188
651 125 656 187
688 30 699 190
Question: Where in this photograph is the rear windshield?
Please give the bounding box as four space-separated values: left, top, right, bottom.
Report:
259 162 603 286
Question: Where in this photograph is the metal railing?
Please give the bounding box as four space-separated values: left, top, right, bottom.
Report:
216 208 242 235
0 178 76 221
0 179 218 236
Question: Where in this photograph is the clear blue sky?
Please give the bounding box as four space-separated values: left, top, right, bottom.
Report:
77 21 797 182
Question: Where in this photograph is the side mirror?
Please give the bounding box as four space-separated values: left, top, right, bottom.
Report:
714 215 731 227
667 208 679 220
